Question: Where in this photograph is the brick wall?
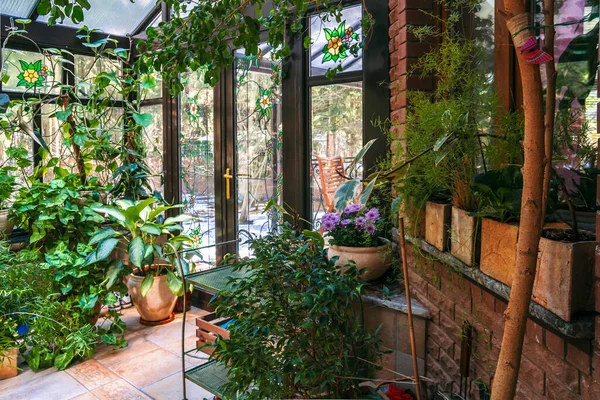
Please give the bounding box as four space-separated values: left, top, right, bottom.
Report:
388 1 600 397
405 247 597 399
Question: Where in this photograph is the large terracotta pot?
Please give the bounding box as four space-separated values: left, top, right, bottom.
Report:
127 268 177 325
0 348 18 380
328 239 392 281
0 209 14 235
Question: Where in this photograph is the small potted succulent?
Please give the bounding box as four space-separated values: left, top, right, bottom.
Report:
0 168 17 235
86 198 192 325
322 204 391 281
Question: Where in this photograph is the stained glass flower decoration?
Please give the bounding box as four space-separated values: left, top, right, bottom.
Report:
255 87 274 122
321 21 359 63
16 60 53 88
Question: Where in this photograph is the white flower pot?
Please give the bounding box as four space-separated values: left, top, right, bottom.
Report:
0 209 14 235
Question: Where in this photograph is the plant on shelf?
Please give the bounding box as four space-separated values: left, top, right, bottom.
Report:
321 205 391 281
85 198 192 325
210 224 383 399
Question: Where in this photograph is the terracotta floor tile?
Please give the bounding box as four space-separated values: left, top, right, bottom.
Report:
92 380 150 400
0 370 87 400
162 336 211 366
109 348 183 388
141 371 213 400
69 392 99 400
144 320 197 348
66 359 119 391
94 335 161 368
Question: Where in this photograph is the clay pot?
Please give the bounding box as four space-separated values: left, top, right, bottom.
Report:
479 218 519 286
450 207 480 266
0 348 18 380
126 267 177 325
532 232 597 321
328 239 392 281
425 201 452 251
0 209 14 235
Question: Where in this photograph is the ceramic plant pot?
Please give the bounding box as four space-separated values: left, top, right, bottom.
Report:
450 207 480 266
0 348 18 380
328 239 392 281
0 209 14 235
425 201 452 251
532 231 597 321
479 218 519 286
127 268 177 325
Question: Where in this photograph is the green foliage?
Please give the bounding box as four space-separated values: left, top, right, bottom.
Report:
12 175 104 249
211 224 382 399
471 166 523 223
86 199 193 296
0 167 17 209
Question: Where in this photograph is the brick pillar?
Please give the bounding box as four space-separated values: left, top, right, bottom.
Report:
388 0 434 159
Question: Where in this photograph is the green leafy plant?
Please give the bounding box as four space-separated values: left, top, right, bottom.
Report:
85 198 192 297
0 167 17 209
211 224 382 399
471 166 523 223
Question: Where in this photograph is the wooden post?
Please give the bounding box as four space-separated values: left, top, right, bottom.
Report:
398 217 422 400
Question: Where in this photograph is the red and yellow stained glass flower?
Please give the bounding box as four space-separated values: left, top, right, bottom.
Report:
321 21 359 63
17 60 53 89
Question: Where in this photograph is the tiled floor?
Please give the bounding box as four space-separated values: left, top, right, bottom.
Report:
0 307 214 400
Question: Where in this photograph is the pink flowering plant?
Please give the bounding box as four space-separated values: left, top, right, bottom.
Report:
321 204 384 247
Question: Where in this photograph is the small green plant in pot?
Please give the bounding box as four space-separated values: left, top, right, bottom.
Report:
0 168 17 235
0 315 18 380
86 198 192 325
321 205 391 281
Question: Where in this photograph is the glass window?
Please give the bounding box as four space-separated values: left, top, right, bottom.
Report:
0 105 34 186
310 82 363 224
74 55 123 100
37 0 158 36
141 72 163 100
180 70 216 264
0 0 38 19
140 104 164 196
309 5 363 76
1 49 62 94
473 0 495 81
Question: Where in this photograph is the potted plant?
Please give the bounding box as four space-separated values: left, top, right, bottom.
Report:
321 205 391 281
0 168 17 235
210 223 383 398
86 198 192 325
0 316 18 380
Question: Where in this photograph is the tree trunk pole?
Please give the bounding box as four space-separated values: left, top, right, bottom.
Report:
491 2 546 399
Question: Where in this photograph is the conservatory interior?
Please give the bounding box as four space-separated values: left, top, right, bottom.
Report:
0 0 598 399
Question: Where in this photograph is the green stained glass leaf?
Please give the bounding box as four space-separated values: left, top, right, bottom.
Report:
19 60 29 71
324 28 332 41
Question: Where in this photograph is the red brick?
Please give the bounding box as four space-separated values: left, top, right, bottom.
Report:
523 335 579 392
428 284 455 319
439 312 460 342
410 287 440 324
440 267 471 308
426 353 455 392
516 381 545 400
426 336 440 361
495 298 507 315
439 347 460 379
546 374 580 399
407 268 427 296
526 320 544 345
595 246 600 278
398 8 433 27
429 321 455 350
482 289 495 311
595 280 600 313
595 317 600 350
406 0 433 9
567 341 592 375
518 356 545 394
581 370 600 400
546 330 566 359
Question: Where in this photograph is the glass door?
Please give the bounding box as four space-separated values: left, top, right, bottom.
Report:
233 48 282 257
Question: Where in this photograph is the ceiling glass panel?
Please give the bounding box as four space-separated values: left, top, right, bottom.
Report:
0 0 38 18
37 0 157 36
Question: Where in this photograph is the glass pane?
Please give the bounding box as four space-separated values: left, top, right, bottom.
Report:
235 51 283 257
473 0 495 80
140 104 164 196
180 70 216 265
310 82 363 225
1 49 62 94
141 71 163 100
537 0 599 168
37 0 157 36
0 0 38 18
309 5 363 76
74 55 123 100
0 105 34 187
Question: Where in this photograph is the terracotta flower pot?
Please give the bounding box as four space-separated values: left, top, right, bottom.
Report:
0 209 14 235
479 218 519 286
532 231 597 321
450 207 480 266
425 201 452 251
127 268 177 325
0 348 18 380
328 239 392 281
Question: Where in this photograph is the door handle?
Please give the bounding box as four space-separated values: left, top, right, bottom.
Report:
224 168 233 200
